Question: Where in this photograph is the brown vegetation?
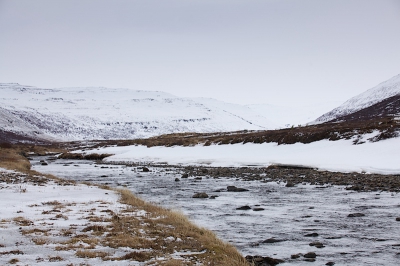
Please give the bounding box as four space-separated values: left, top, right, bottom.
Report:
58 152 113 160
76 116 399 149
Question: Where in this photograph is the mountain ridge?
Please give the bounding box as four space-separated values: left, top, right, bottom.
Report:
314 74 400 123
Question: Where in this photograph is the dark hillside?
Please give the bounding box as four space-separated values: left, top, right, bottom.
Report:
330 95 400 123
0 129 47 144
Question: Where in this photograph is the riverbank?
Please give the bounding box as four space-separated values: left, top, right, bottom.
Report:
0 147 248 265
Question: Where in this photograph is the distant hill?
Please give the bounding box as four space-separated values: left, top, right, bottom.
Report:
0 83 276 141
314 74 400 123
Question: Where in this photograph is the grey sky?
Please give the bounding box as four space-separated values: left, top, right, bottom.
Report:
1 0 400 106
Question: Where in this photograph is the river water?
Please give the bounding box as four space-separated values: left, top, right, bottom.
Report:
32 157 400 265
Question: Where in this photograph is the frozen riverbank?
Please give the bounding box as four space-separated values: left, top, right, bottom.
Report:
81 136 400 175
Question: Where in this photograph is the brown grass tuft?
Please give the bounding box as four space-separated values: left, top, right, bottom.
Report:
76 250 109 259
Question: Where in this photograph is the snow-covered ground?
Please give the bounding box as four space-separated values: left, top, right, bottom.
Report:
0 168 211 265
0 168 133 265
82 135 400 175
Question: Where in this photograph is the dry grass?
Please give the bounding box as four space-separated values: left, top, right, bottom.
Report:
13 216 34 226
32 237 48 245
48 256 64 262
44 188 248 264
75 250 109 259
0 145 76 187
8 258 19 264
112 189 248 266
21 228 49 236
0 147 31 172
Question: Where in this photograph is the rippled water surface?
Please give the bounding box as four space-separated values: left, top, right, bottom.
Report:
33 157 400 265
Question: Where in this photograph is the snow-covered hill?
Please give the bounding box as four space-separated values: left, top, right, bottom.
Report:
314 74 400 123
0 83 277 141
246 101 342 128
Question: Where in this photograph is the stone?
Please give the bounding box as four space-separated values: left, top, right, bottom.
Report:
286 182 295 187
142 167 150 172
263 238 285 243
227 186 249 192
192 192 208 198
245 255 284 266
174 178 180 182
236 205 251 210
396 217 400 221
181 173 189 178
303 252 317 258
304 258 316 262
325 262 335 266
253 207 265 211
347 213 365 217
304 233 319 237
309 241 325 248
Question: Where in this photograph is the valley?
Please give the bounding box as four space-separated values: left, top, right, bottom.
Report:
1 73 400 265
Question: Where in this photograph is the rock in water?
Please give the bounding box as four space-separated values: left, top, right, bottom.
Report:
348 213 365 217
192 192 209 198
304 252 317 258
227 186 249 192
142 167 150 172
236 205 251 210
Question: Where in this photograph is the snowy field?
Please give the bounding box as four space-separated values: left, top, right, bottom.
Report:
0 168 133 265
83 135 400 175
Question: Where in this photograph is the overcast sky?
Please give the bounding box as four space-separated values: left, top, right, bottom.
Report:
1 0 400 106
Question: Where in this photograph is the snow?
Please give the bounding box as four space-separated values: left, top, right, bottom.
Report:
0 168 136 265
0 83 278 141
315 73 400 123
84 136 400 174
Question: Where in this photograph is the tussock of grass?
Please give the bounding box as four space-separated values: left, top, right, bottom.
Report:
13 216 34 226
32 237 48 245
76 250 109 259
118 251 152 262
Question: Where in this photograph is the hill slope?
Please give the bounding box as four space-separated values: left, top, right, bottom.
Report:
0 83 276 141
314 74 400 123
